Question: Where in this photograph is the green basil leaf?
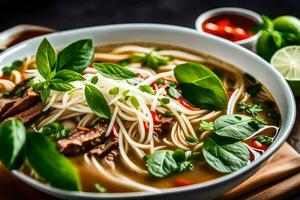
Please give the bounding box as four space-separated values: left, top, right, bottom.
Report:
214 114 264 140
146 150 179 178
36 38 56 79
2 60 23 76
54 69 85 82
56 39 94 73
199 120 214 131
159 97 170 105
238 101 263 116
130 96 140 109
40 87 51 103
167 87 181 99
174 63 227 109
0 120 26 169
49 79 74 91
26 132 81 191
203 134 249 173
41 122 71 141
139 85 155 95
91 76 99 84
85 84 111 119
186 136 200 144
93 63 137 80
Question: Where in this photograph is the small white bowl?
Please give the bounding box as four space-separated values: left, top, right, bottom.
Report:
195 7 262 50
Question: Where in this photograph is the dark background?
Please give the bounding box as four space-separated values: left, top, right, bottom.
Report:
0 0 299 31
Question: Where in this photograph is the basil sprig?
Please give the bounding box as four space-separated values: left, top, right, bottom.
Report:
174 63 227 109
200 114 267 173
0 119 81 191
93 63 137 80
203 134 249 173
33 38 91 102
146 149 200 178
85 84 111 119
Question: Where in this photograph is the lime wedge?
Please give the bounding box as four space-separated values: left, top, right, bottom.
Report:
271 45 300 96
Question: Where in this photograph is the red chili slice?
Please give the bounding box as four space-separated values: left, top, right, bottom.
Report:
252 140 269 151
143 121 149 133
150 111 162 124
174 178 192 187
178 98 199 111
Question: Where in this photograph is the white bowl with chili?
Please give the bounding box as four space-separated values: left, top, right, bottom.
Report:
195 7 262 50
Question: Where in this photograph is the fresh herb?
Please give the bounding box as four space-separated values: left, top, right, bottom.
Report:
94 183 107 193
109 87 119 96
33 39 88 102
248 118 267 130
214 114 265 140
91 76 98 84
0 120 26 169
36 38 56 79
118 59 130 66
139 85 155 95
26 132 81 190
246 83 262 96
199 120 214 131
0 120 81 191
255 135 273 146
156 79 165 85
146 149 197 178
54 70 85 82
203 134 249 173
159 98 170 105
186 136 200 144
167 87 181 99
93 63 137 80
238 101 263 116
122 90 130 101
130 50 172 70
85 84 111 119
56 39 94 73
130 96 140 109
174 63 227 109
164 111 174 117
41 122 71 140
2 60 23 76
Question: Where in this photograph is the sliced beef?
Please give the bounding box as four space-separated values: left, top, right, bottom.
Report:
9 103 45 124
154 112 175 135
57 123 109 155
0 98 19 115
88 137 118 157
10 78 29 97
1 89 40 119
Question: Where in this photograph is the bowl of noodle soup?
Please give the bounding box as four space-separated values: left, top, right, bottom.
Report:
0 24 295 200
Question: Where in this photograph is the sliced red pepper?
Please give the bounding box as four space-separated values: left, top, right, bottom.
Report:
88 64 94 68
249 150 255 161
178 98 199 111
143 121 149 134
150 111 162 124
174 178 192 187
252 140 269 151
151 82 158 90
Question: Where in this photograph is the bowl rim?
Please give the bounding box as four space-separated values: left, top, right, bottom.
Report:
194 7 262 45
0 23 295 199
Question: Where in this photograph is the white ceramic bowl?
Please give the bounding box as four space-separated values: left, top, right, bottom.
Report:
0 24 296 200
195 7 262 50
